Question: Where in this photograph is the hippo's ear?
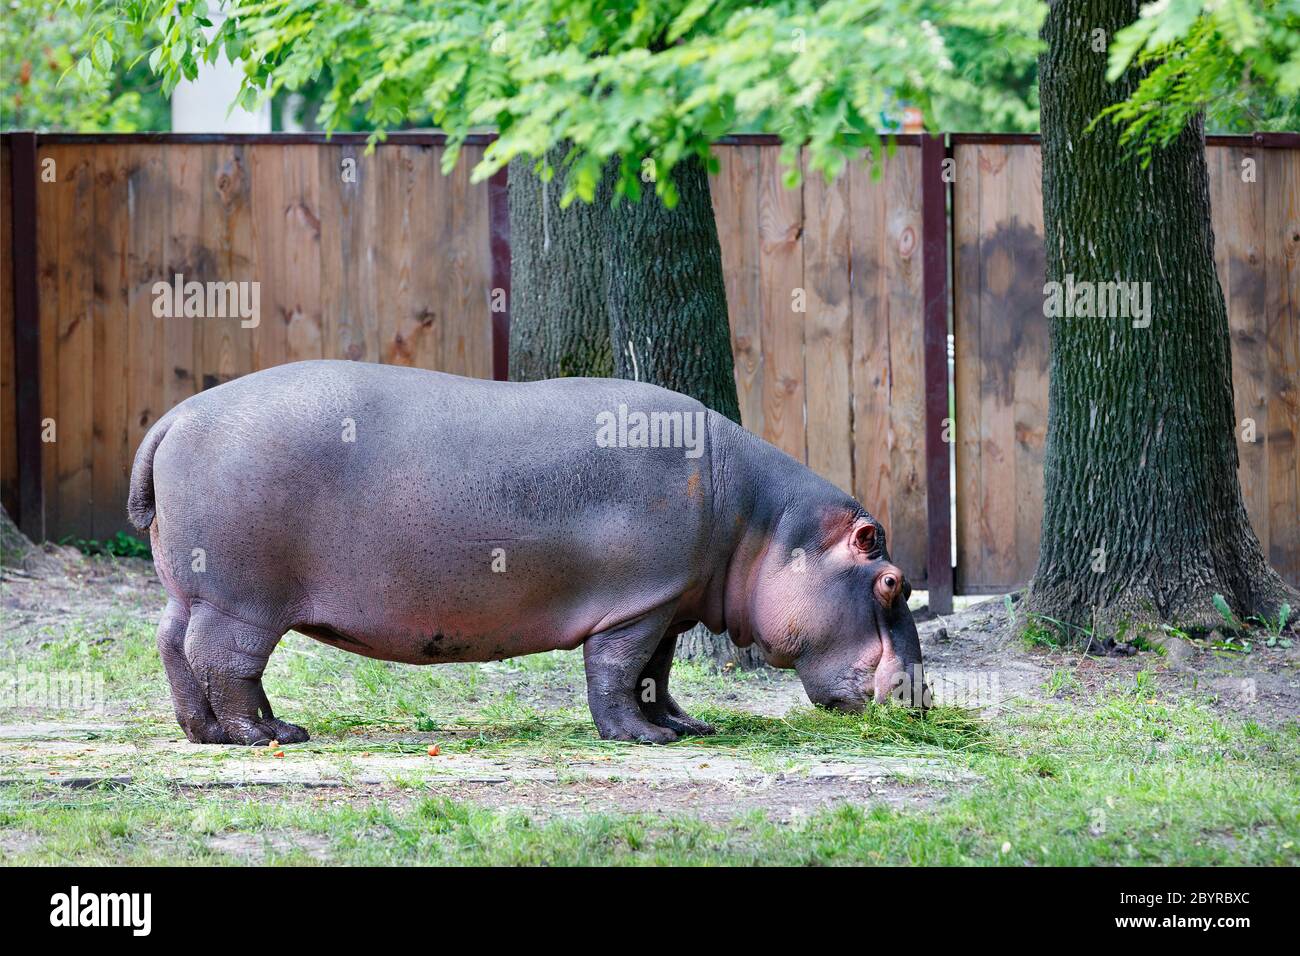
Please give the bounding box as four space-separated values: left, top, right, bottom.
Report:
848 518 884 562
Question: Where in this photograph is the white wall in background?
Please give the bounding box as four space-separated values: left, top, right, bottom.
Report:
169 13 270 133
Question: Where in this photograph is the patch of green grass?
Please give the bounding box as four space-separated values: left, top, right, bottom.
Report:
1020 618 1064 650
2 692 1296 865
5 614 165 718
1042 667 1083 697
368 703 988 763
5 598 1298 865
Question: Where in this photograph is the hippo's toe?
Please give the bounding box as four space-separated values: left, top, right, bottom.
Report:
596 718 680 744
652 711 716 738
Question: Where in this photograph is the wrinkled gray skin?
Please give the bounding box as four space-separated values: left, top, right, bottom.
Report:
129 360 925 745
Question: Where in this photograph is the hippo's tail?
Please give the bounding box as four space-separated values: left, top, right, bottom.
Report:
127 415 174 529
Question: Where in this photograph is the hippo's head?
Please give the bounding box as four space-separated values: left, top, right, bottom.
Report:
748 510 927 711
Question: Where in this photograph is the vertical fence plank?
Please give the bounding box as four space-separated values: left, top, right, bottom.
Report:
90 145 130 540
437 145 464 374
9 133 42 538
199 145 255 390
1215 146 1271 554
53 146 97 541
975 144 1018 587
281 144 324 363
921 135 953 610
952 143 983 592
35 143 62 541
884 147 928 584
757 147 805 460
249 145 288 371
446 144 494 378
319 144 371 362
1 138 18 522
850 152 893 535
404 145 441 370
488 159 511 381
368 147 413 366
1008 144 1048 581
127 145 168 534
164 145 202 410
712 145 764 435
1264 146 1300 584
802 155 853 494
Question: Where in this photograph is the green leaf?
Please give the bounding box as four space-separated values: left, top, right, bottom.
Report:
92 37 114 73
668 0 715 44
1212 593 1238 629
1106 20 1156 81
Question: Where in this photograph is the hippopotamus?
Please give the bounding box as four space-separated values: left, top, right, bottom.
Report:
128 360 925 745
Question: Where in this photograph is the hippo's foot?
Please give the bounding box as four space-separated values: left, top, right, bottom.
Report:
584 609 689 745
179 715 309 746
636 632 715 737
645 703 716 738
162 599 310 746
215 716 311 747
179 717 231 745
595 715 681 744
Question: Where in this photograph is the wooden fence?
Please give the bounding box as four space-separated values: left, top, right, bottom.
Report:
2 132 1297 604
951 136 1300 592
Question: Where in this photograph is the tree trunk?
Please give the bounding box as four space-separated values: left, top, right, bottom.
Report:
507 146 616 380
607 157 743 423
1027 0 1298 640
507 150 761 667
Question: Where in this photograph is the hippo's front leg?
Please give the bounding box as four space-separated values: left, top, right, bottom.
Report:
637 633 716 737
584 608 684 744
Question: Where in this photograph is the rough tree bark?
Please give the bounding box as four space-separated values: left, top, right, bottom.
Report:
507 150 761 668
607 157 743 423
507 146 615 381
1027 0 1298 641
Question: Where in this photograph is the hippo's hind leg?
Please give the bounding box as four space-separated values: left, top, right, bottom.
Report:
156 598 229 744
584 608 683 744
182 601 308 746
637 633 716 738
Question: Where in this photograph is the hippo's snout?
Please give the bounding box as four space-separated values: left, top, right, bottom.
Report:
873 660 927 707
871 590 929 709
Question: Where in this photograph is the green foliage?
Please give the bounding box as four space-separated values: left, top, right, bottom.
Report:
1 1 168 130
1021 617 1063 650
1212 592 1243 630
1250 602 1293 648
932 4 1041 132
60 531 153 559
80 0 1043 202
1100 0 1300 159
1212 593 1293 647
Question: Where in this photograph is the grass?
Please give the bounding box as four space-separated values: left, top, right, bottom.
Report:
2 693 1295 864
2 609 1298 865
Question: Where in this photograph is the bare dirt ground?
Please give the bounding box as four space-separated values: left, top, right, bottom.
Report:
1 531 1297 861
